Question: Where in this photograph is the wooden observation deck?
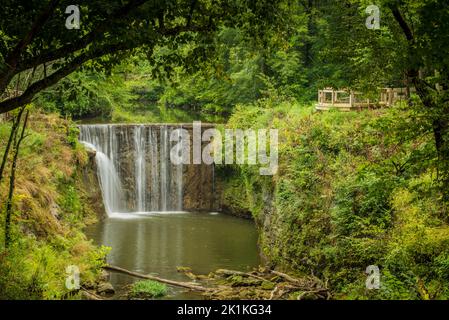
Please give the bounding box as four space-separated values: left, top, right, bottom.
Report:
316 87 414 111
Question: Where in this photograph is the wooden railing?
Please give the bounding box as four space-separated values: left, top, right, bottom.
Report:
316 87 414 111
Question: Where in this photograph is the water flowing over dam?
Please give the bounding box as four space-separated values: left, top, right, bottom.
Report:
79 124 215 216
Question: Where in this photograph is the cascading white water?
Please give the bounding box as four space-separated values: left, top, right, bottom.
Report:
149 127 160 211
134 125 146 212
79 124 184 216
160 126 168 211
176 126 184 211
79 128 124 216
93 149 125 215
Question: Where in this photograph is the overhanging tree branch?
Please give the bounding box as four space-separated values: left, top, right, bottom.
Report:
15 0 152 74
0 0 61 93
0 42 142 113
0 19 215 114
0 0 216 115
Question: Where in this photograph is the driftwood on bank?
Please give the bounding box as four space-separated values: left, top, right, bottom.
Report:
104 264 330 300
270 270 329 299
104 264 208 292
81 288 105 300
214 268 267 282
270 270 304 285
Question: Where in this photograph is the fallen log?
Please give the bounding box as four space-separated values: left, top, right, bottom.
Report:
269 286 279 300
104 265 209 292
270 270 330 299
215 269 267 282
270 270 303 285
81 288 105 300
296 289 329 300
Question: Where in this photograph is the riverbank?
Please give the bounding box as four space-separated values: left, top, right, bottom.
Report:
0 112 108 299
219 101 449 299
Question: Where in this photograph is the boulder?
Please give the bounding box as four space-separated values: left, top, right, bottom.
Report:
97 282 115 295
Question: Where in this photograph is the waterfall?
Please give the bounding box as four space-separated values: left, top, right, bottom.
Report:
78 126 124 216
176 126 184 211
160 126 168 211
134 125 146 212
79 124 184 216
149 127 160 211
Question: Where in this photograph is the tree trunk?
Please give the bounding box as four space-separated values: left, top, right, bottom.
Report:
390 3 449 198
4 110 29 248
432 118 449 199
0 107 25 184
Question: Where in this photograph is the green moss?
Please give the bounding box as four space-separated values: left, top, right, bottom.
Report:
129 280 168 299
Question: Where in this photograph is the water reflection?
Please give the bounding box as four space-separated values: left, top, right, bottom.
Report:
86 212 260 299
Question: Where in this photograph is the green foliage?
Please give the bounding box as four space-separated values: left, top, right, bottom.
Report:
34 4 310 123
0 229 109 300
2 0 449 302
66 125 80 148
59 184 82 227
129 280 167 299
221 99 449 299
0 112 108 299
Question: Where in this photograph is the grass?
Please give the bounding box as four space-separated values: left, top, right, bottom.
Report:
129 280 168 299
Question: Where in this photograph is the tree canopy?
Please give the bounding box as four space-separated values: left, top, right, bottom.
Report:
0 0 288 113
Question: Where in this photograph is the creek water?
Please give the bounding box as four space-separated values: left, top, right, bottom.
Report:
85 212 260 299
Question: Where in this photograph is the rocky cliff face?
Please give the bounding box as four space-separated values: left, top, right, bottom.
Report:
183 161 215 211
81 148 106 218
214 166 276 265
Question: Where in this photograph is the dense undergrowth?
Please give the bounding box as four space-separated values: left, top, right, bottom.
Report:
0 111 108 299
218 99 449 299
